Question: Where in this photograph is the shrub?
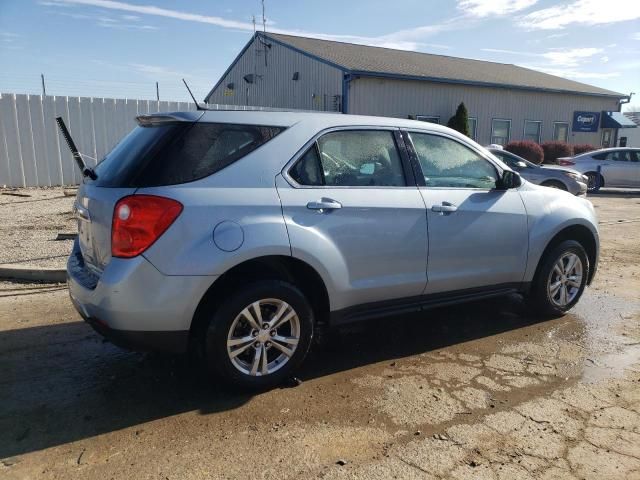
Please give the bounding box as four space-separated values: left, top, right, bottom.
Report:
504 140 544 164
446 102 470 137
573 144 598 155
541 141 573 164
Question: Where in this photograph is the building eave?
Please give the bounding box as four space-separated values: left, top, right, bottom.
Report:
347 70 625 99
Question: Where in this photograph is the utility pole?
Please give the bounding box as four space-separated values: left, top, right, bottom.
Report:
156 81 159 101
41 73 46 96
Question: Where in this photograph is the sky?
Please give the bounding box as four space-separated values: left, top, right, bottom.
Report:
0 0 639 108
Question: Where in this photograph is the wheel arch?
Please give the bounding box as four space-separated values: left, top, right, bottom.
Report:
190 255 330 341
585 170 605 187
541 179 568 190
534 224 598 286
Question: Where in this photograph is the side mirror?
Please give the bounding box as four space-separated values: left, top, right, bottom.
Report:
499 170 522 190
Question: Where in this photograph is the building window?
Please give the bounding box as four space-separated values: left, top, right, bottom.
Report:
553 122 569 142
467 117 477 140
416 115 440 124
524 120 542 143
491 119 511 145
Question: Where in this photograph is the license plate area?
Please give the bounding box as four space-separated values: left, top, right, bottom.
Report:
75 201 98 269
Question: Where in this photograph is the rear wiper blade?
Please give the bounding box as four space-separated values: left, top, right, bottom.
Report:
55 117 97 180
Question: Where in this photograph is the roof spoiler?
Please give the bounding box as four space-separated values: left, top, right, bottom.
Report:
135 111 204 126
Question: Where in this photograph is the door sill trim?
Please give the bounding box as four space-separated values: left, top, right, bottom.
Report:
329 283 524 326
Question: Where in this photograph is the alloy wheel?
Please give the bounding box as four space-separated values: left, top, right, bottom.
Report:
547 252 583 307
226 298 300 376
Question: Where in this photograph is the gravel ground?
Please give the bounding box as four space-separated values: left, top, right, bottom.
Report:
0 188 76 269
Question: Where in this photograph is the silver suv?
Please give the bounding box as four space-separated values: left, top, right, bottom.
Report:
68 111 599 388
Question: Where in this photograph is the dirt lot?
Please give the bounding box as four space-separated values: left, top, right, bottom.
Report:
1 191 639 480
0 189 75 269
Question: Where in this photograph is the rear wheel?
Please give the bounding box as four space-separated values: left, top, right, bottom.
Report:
541 180 567 191
202 280 314 389
585 172 603 192
527 240 588 317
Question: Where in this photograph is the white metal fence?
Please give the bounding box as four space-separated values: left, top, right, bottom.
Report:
0 93 199 187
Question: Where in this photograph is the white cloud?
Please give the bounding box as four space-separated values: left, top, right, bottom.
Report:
633 32 640 41
521 65 621 80
481 46 603 68
520 0 640 30
44 0 457 51
129 63 190 79
541 47 603 67
457 0 538 17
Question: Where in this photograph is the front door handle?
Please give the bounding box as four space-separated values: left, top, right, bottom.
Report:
431 202 458 214
307 198 342 212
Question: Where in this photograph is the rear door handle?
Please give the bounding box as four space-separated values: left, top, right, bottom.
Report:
431 202 457 214
306 198 342 211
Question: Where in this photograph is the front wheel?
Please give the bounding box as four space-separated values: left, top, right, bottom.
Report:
202 280 314 389
527 240 589 317
585 172 602 192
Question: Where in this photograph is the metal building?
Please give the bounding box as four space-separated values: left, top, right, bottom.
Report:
205 33 635 147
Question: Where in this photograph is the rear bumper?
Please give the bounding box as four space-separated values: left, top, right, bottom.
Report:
67 240 216 353
81 314 190 353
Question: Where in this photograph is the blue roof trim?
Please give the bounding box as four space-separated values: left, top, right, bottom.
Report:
601 111 637 128
348 70 624 99
204 33 259 103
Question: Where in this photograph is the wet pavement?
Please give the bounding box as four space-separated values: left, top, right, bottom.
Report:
1 192 639 479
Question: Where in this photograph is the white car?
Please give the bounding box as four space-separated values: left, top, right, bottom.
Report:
558 148 640 192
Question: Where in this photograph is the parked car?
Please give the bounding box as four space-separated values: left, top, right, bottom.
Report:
557 148 640 192
67 111 599 389
488 148 587 196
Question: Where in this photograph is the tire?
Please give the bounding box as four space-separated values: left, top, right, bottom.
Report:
585 172 603 192
527 240 589 317
541 180 568 191
202 280 314 390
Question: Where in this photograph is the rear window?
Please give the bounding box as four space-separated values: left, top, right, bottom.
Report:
93 122 284 187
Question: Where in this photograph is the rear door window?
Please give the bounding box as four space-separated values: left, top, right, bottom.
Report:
94 122 284 187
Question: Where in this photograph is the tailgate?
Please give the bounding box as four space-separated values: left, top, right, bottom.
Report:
75 183 136 273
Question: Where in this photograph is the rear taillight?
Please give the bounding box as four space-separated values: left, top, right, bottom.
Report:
111 195 183 258
558 159 575 166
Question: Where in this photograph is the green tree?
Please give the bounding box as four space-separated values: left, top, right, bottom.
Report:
447 102 470 137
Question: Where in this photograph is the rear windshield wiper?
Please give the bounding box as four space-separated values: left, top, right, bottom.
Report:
55 117 98 180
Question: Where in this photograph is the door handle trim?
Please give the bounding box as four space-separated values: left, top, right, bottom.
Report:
306 198 342 211
431 202 457 214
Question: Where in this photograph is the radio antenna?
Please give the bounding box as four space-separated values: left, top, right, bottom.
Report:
182 78 205 110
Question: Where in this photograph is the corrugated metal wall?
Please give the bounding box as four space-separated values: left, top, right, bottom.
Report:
0 93 199 187
206 36 343 111
348 78 620 146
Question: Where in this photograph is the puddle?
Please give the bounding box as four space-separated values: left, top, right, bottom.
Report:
582 343 640 383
